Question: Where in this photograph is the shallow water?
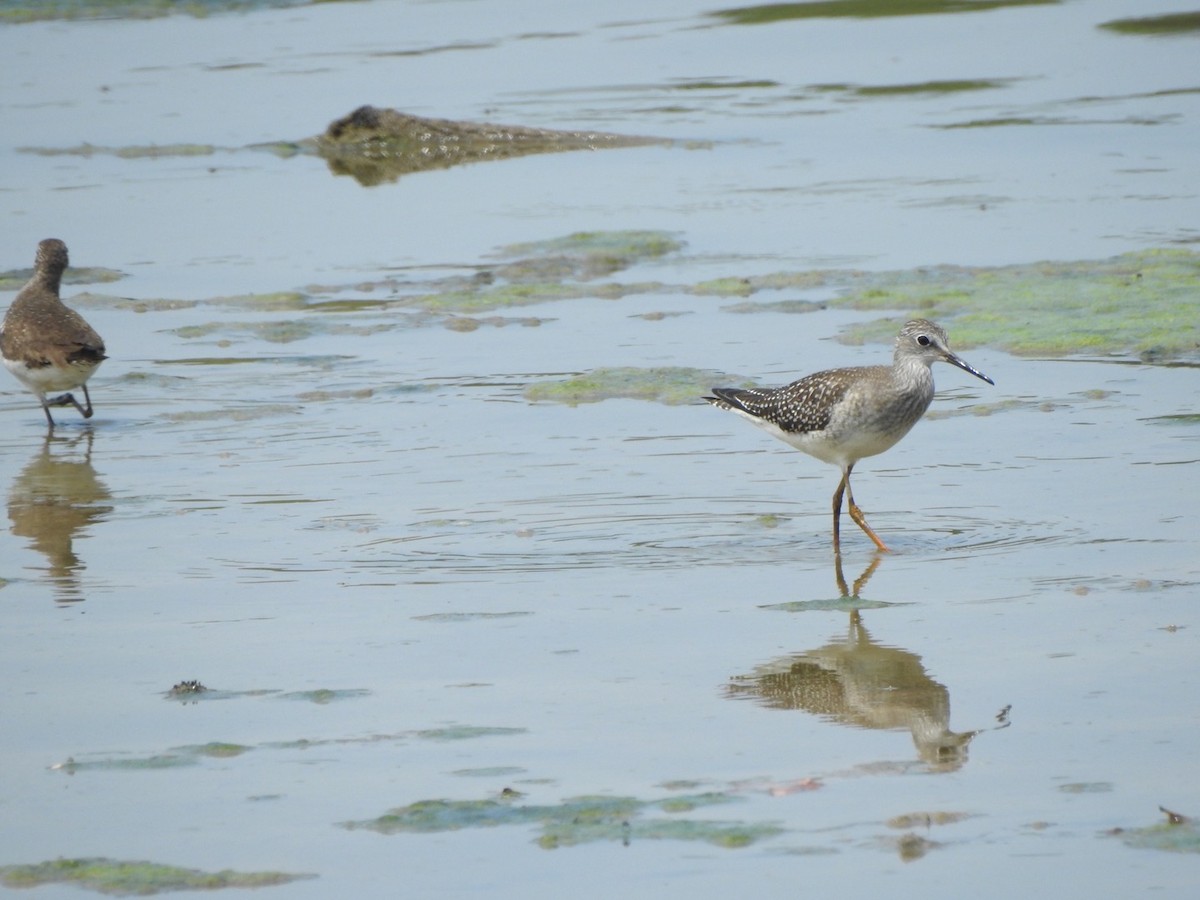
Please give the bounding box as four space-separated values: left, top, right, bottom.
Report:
2 0 1199 897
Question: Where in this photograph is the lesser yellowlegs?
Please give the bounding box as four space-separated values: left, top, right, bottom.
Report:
706 318 993 552
2 239 107 428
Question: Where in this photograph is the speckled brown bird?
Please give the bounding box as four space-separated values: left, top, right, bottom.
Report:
2 239 107 427
706 319 993 553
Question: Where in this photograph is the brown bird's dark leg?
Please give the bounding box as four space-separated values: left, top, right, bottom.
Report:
46 388 93 419
79 384 95 418
831 468 848 555
843 465 890 553
38 397 57 428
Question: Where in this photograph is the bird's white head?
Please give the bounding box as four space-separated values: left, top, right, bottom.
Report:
896 319 994 385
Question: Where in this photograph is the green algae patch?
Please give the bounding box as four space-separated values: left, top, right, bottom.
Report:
274 688 371 704
169 321 308 343
924 397 1026 420
809 78 1017 102
674 78 782 90
171 742 253 759
693 276 757 297
711 1 1056 26
452 766 528 777
1114 808 1200 854
263 724 526 751
538 816 777 850
852 78 1012 96
414 726 527 742
70 293 198 313
162 404 299 423
304 232 679 312
169 318 392 344
935 113 1174 128
344 796 580 834
1059 781 1113 794
886 811 975 828
157 356 307 366
723 298 826 314
50 754 198 773
826 249 1200 360
525 367 741 406
69 229 1194 362
496 230 683 280
399 282 612 314
209 292 311 311
0 1 318 24
1099 12 1200 36
343 792 780 849
0 268 124 291
0 857 314 894
693 269 841 297
51 741 254 773
311 105 668 186
442 314 548 331
53 724 525 776
19 142 217 159
893 832 942 861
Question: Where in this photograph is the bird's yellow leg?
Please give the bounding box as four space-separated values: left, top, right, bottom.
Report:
844 471 890 553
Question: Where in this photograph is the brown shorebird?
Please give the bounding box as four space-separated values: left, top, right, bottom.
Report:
2 239 107 427
706 319 993 553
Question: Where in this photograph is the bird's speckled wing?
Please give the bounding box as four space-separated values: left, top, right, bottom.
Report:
707 368 865 435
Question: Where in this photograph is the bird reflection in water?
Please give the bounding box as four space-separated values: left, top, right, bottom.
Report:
7 431 112 603
728 555 1006 771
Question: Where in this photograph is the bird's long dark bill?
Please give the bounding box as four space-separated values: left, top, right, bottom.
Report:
944 351 994 385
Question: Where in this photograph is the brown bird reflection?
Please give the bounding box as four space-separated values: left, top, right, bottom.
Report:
728 557 985 771
7 431 112 603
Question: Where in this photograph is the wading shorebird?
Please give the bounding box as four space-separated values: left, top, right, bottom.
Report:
2 239 107 428
706 319 993 553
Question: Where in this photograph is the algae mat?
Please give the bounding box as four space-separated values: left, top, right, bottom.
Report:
343 792 783 850
55 231 1200 362
0 858 314 895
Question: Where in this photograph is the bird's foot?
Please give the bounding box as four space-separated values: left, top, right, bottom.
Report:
45 392 93 418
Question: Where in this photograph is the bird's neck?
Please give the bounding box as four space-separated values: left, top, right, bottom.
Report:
891 354 935 389
31 267 65 299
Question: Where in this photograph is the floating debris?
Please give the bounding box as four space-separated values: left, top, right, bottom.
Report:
311 105 670 185
166 680 207 696
1111 806 1200 854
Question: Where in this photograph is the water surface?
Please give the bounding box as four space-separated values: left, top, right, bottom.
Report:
2 1 1198 897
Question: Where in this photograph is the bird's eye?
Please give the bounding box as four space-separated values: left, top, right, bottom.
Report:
916 334 931 346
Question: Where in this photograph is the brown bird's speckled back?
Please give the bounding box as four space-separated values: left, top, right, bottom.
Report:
2 239 107 427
